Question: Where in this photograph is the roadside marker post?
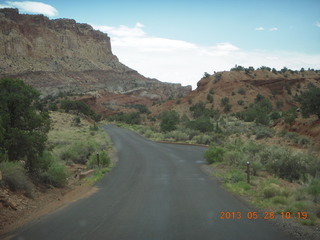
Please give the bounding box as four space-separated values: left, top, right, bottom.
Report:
97 152 100 168
246 162 250 184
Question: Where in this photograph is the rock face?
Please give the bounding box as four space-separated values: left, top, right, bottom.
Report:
0 8 191 98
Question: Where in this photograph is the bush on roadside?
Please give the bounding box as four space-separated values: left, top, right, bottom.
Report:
60 140 101 164
271 196 288 205
43 160 69 187
160 110 180 132
168 130 189 142
204 145 226 164
229 169 245 183
0 161 34 197
186 116 214 133
264 147 308 182
263 183 281 198
37 151 69 187
87 151 111 169
223 150 245 166
307 179 320 203
192 134 212 145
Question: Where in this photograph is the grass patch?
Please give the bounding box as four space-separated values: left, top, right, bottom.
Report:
85 168 110 184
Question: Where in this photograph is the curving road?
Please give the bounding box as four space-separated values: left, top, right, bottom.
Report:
4 125 290 240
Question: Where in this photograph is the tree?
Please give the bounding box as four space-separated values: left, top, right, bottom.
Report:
220 97 229 106
0 78 50 173
160 110 180 132
186 116 214 133
207 93 213 103
297 87 320 119
283 107 298 124
190 101 206 118
254 94 265 103
203 72 210 78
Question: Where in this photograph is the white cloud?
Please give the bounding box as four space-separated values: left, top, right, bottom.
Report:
94 23 320 89
255 27 264 31
135 22 144 28
94 23 146 38
269 27 278 31
315 21 320 27
93 23 196 52
0 1 58 17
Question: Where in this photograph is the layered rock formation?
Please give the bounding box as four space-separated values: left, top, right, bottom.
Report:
0 8 191 98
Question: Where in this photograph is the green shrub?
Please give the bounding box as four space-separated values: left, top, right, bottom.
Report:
60 140 101 164
172 131 189 141
243 141 265 157
144 129 154 138
224 151 244 166
60 99 100 121
45 160 69 187
251 161 264 176
0 161 33 197
89 124 99 131
221 97 230 106
37 150 56 172
255 127 274 139
283 107 297 124
307 179 320 203
300 214 317 226
193 134 212 145
87 151 110 169
207 94 214 103
238 88 246 95
237 100 244 105
270 111 281 120
130 104 151 114
263 146 308 182
297 87 320 119
288 200 313 213
186 116 214 133
235 181 251 191
160 110 180 132
272 196 288 205
284 132 299 142
229 170 245 183
263 183 281 198
223 104 232 113
204 146 226 164
297 136 311 146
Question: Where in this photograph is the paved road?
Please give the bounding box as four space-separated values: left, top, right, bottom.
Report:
4 125 290 240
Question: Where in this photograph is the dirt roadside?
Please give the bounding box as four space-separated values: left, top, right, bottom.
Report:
0 179 98 237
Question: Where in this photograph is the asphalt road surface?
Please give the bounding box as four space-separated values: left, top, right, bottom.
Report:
4 125 290 240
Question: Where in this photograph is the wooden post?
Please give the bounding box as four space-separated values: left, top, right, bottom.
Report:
97 152 100 168
246 162 250 184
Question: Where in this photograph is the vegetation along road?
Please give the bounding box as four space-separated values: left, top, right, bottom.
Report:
7 125 290 240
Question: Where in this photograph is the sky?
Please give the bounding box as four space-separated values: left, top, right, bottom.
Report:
1 0 319 89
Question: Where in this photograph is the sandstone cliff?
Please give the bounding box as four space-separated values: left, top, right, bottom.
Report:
0 8 191 98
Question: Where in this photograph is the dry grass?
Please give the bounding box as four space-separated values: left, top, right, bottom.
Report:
48 112 111 160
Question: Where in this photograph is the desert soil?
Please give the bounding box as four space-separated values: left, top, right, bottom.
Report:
0 177 98 236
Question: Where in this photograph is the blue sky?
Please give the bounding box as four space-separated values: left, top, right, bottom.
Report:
1 0 319 88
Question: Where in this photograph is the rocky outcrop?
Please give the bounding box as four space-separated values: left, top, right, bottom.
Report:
0 8 191 99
